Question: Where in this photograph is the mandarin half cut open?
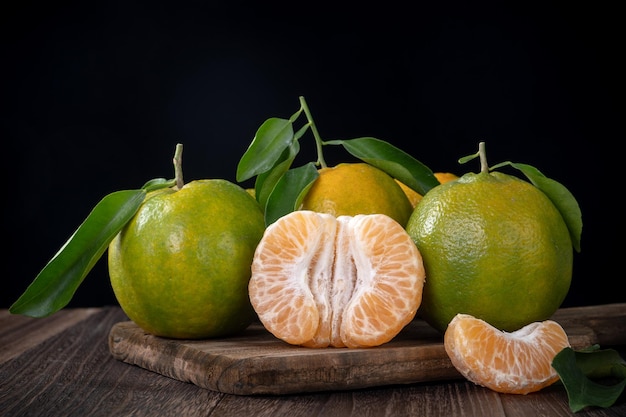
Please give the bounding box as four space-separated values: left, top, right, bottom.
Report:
249 210 425 348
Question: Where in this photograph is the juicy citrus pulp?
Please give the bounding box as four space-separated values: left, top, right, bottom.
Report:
108 179 266 339
248 210 425 348
406 171 573 333
300 163 413 227
444 313 570 394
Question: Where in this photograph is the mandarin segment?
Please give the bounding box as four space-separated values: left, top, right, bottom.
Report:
249 210 335 345
249 210 425 348
444 313 571 395
341 214 425 348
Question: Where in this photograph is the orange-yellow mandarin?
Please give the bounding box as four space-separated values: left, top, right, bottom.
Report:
300 163 414 227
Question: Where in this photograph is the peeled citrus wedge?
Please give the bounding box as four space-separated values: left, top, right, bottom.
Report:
249 210 426 348
444 313 571 394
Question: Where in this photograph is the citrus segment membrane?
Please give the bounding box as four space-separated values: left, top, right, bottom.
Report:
444 313 571 394
249 210 425 348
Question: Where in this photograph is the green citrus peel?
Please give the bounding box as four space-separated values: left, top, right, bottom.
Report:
459 142 582 252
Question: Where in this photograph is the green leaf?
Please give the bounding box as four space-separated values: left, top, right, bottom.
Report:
325 137 440 195
552 347 626 413
458 150 480 165
9 189 147 318
236 118 295 182
574 346 626 379
141 177 177 192
494 162 583 252
255 140 300 209
264 163 319 225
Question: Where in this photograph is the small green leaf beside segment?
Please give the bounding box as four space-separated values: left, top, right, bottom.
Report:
10 189 147 318
552 347 626 413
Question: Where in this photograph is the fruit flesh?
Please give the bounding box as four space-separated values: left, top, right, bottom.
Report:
444 313 571 394
249 211 425 348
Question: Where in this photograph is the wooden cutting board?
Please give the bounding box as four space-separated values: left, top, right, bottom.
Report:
108 303 626 395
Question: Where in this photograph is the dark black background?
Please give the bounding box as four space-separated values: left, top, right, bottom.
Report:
2 1 623 310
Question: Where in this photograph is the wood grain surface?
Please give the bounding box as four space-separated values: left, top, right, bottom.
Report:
2 305 626 417
0 307 101 364
108 303 626 395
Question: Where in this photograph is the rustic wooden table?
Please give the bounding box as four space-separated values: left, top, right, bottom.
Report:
1 304 625 417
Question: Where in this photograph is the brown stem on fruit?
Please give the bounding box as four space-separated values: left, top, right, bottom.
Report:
478 141 489 173
173 143 184 189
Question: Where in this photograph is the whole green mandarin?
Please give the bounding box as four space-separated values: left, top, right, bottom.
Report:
406 171 573 333
108 179 266 339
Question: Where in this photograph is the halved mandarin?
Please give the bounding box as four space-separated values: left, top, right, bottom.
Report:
248 210 425 348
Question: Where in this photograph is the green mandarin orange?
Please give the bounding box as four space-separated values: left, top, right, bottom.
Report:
406 171 572 333
108 179 266 339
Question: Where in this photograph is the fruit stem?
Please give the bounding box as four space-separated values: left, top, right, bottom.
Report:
173 143 184 189
299 96 328 169
478 141 489 173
